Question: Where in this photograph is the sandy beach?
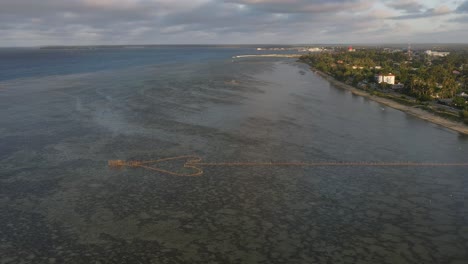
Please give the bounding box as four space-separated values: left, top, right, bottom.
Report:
313 70 468 135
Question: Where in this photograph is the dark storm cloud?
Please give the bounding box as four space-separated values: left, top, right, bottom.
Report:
0 0 153 18
449 2 468 25
386 0 424 13
0 0 158 26
0 0 374 45
226 0 373 14
0 0 466 46
389 5 452 20
158 0 381 45
160 1 307 33
456 0 468 13
0 0 373 29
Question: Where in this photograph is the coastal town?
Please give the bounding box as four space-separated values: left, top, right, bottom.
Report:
299 46 468 125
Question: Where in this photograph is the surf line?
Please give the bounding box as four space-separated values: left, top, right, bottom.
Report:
108 155 468 177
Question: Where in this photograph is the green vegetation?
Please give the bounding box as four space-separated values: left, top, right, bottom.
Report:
453 96 466 108
300 48 468 123
460 110 468 124
460 110 468 118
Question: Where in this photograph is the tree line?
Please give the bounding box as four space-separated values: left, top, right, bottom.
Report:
300 50 467 105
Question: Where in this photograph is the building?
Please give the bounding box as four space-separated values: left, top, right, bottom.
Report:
375 74 395 85
308 47 322 52
425 50 450 57
348 46 356 52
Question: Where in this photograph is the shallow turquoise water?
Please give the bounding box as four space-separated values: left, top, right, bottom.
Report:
0 47 467 263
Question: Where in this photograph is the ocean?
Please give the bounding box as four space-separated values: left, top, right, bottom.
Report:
1 46 467 263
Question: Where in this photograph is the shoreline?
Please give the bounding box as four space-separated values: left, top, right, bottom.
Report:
233 54 302 59
311 69 468 135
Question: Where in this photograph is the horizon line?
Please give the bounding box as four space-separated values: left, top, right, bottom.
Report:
2 42 468 49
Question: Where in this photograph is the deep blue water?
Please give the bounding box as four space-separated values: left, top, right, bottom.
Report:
1 47 468 264
0 47 254 81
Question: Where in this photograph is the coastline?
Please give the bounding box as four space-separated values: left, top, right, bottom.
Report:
311 69 468 135
233 54 301 59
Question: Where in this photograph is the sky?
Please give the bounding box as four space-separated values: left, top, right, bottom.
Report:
1 0 468 46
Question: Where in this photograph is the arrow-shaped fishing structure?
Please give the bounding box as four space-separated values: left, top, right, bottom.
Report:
108 155 468 177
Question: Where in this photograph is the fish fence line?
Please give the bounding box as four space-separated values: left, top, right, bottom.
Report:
108 155 468 177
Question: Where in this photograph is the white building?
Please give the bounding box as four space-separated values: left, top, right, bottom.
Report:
425 50 450 57
308 47 322 52
375 74 395 85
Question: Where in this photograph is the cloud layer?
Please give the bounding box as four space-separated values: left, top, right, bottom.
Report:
0 0 467 46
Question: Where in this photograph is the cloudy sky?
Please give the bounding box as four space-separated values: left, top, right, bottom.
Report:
1 0 468 46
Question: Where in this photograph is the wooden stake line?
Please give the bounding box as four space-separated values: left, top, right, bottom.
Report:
108 156 468 177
